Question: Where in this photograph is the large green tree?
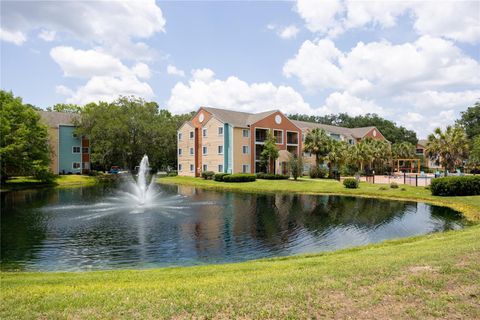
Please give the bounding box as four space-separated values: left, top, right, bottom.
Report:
391 141 416 159
75 96 192 171
456 101 480 139
260 131 279 174
0 90 51 182
426 126 469 173
289 113 417 145
303 128 332 167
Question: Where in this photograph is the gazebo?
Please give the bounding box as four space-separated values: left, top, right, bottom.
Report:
393 158 421 174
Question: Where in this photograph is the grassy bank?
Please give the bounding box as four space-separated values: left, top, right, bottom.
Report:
0 175 98 191
159 176 480 221
2 225 479 319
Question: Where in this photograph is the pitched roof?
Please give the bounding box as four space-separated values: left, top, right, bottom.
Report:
202 107 279 127
291 120 379 139
417 139 428 147
37 110 78 128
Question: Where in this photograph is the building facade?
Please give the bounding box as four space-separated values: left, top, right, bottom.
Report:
416 139 440 169
39 111 90 174
177 107 385 176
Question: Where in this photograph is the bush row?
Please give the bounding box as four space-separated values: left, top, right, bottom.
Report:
201 171 215 180
214 173 230 181
222 173 256 182
256 173 289 180
430 176 480 196
343 178 359 189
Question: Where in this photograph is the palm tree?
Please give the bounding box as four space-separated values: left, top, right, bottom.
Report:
426 126 469 174
326 140 350 175
392 142 416 159
349 141 374 172
303 128 332 167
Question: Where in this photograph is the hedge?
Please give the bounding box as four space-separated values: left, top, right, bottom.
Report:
256 173 289 180
222 174 256 182
214 173 230 181
201 171 215 180
343 178 359 189
430 175 480 196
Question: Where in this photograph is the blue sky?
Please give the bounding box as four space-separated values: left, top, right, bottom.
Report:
1 0 479 137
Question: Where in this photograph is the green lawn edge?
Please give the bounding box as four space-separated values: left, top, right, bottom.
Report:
158 176 480 222
0 175 98 192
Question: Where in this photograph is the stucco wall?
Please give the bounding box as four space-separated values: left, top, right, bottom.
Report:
177 124 196 176
200 117 225 173
59 125 82 174
233 127 251 173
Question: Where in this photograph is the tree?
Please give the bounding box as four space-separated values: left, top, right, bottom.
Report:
349 141 374 172
392 142 416 159
468 136 480 167
456 101 480 139
304 128 332 167
326 140 350 176
260 131 279 174
0 90 51 183
46 103 82 113
426 126 469 173
288 154 303 180
289 112 417 145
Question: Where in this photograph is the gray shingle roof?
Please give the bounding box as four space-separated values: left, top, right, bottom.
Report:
202 107 279 127
37 110 78 128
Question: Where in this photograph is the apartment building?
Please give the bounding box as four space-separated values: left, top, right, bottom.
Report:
416 139 440 169
38 111 91 174
178 107 386 176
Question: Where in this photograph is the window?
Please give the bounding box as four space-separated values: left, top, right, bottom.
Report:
242 164 250 173
242 145 249 154
203 129 207 137
178 148 183 156
72 133 78 138
72 162 81 169
242 129 249 138
189 131 194 139
82 147 89 154
190 147 194 155
72 146 80 153
218 164 223 172
203 146 208 155
203 164 208 171
287 131 298 144
218 127 224 135
218 145 223 154
178 133 182 140
178 164 183 171
190 164 194 172
274 130 283 144
416 148 423 154
348 139 354 145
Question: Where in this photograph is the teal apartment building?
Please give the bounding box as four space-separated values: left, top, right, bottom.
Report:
38 111 90 174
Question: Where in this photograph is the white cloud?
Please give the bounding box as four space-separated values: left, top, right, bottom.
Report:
167 69 315 115
0 28 26 45
323 91 386 116
132 63 151 79
279 25 300 39
295 0 480 44
38 29 56 42
284 36 480 96
58 75 155 106
1 0 166 59
167 65 185 77
395 90 480 111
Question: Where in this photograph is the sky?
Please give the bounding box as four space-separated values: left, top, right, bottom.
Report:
1 0 479 138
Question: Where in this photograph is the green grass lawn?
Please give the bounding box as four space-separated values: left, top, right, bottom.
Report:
159 176 480 221
0 175 97 191
2 175 479 319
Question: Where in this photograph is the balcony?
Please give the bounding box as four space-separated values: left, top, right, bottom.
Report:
255 128 268 143
287 131 299 144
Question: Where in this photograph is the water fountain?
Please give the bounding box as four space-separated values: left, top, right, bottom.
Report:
126 155 157 205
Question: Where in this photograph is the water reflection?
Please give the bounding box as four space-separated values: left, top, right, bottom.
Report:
1 184 464 271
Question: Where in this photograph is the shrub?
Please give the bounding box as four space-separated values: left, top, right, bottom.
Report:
222 173 256 182
32 161 56 184
256 173 289 180
343 178 359 189
201 171 215 180
390 182 399 189
379 186 388 190
167 171 178 177
214 173 230 181
430 176 480 196
309 166 328 179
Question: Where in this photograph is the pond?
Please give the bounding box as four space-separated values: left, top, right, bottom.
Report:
1 184 465 271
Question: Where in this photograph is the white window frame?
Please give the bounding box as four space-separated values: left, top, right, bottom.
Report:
218 145 224 154
190 147 194 155
218 164 223 172
178 148 183 156
72 146 81 154
189 131 194 139
242 164 250 173
178 164 183 171
242 129 249 138
242 145 249 154
202 128 207 137
72 162 81 169
203 164 208 172
218 126 224 136
286 130 299 145
178 133 182 141
203 146 208 155
190 164 194 172
273 129 283 144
